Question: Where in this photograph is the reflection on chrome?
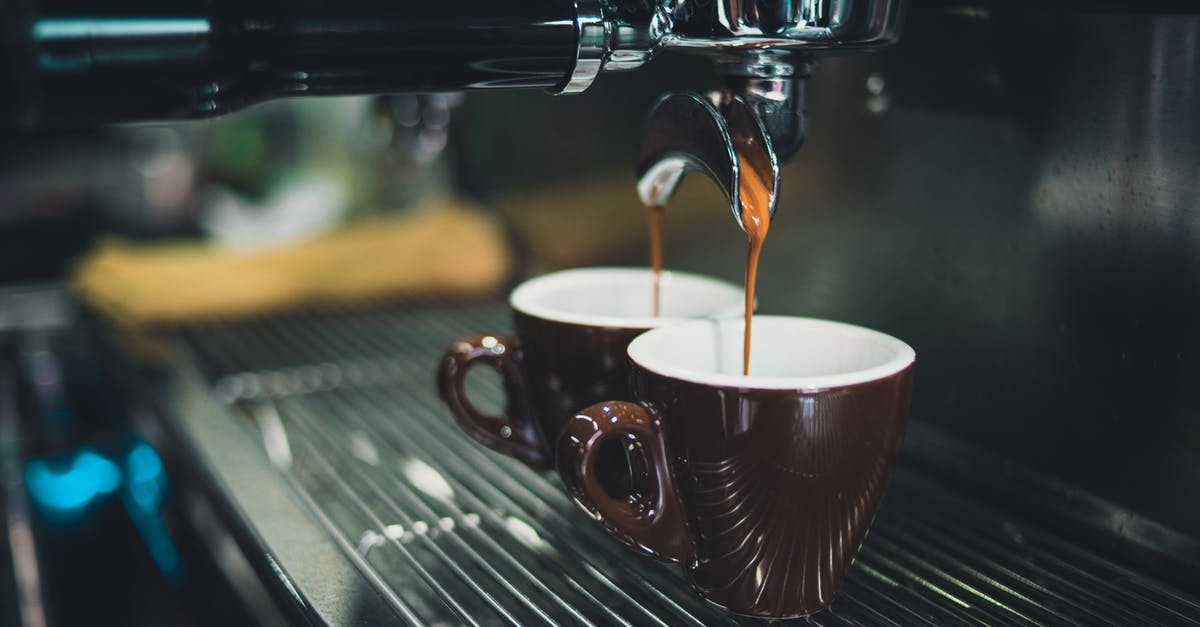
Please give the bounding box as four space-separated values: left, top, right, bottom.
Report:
384 524 408 541
357 529 385 556
403 459 455 501
504 516 549 551
245 400 293 470
348 430 381 466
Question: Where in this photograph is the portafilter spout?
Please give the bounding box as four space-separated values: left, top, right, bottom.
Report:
628 0 901 229
636 53 810 231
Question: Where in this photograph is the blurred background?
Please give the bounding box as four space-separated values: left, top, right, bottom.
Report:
1 4 1199 624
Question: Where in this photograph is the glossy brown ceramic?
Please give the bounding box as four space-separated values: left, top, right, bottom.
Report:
558 321 915 618
437 319 644 469
436 268 741 470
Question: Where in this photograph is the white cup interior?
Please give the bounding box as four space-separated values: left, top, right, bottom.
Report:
510 267 743 328
627 316 915 390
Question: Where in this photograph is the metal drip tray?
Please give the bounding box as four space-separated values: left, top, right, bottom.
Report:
157 299 1200 626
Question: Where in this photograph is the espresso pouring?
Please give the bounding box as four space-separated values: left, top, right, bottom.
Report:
738 156 772 376
649 205 665 317
647 155 771 375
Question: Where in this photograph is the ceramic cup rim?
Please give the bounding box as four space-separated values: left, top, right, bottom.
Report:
509 267 744 329
627 315 916 391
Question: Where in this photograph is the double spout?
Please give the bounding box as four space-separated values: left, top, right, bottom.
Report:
635 53 812 231
590 0 902 230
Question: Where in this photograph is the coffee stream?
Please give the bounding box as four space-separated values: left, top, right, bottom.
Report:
738 157 771 376
645 156 771 376
649 205 665 317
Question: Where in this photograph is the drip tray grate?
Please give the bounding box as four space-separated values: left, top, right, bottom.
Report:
168 298 1200 626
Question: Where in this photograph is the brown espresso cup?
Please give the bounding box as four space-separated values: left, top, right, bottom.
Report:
557 316 916 618
436 267 742 469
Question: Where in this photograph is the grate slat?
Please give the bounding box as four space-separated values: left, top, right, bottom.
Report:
891 471 1200 623
266 310 720 626
882 499 1158 625
285 410 572 625
283 396 615 626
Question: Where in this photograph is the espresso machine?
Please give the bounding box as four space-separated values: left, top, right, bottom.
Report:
3 1 1200 625
3 0 906 226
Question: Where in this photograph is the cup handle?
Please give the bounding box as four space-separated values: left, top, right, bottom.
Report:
557 401 694 563
436 334 546 467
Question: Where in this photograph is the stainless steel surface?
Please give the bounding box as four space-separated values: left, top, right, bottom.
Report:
611 0 894 227
584 0 905 87
637 93 779 230
715 53 814 161
651 0 905 53
0 286 71 334
162 344 404 626
0 287 68 627
556 0 607 94
1 362 48 627
685 0 901 51
158 298 1200 625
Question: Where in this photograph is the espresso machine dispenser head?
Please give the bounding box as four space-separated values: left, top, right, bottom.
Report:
564 0 905 90
607 0 906 229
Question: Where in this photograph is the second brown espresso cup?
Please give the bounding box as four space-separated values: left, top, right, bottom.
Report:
436 267 742 469
557 316 916 618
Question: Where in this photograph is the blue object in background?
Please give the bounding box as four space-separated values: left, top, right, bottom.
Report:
24 440 183 579
121 440 182 579
25 447 122 514
125 440 166 512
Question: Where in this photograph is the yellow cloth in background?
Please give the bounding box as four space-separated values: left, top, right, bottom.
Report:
498 171 742 270
74 198 512 328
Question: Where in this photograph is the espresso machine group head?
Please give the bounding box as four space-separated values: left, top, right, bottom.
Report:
593 0 907 228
